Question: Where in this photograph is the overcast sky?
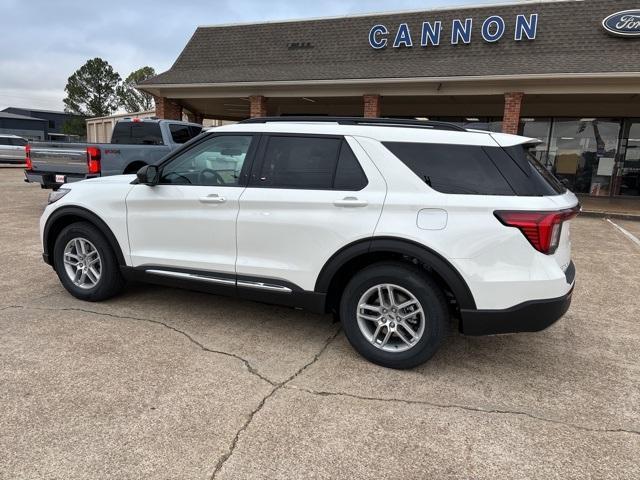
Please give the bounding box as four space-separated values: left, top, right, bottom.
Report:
0 0 525 111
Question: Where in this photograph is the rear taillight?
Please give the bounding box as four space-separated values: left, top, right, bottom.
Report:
494 206 580 255
87 147 101 174
25 144 32 170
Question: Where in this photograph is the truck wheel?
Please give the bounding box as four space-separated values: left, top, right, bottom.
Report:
340 262 448 369
53 222 125 302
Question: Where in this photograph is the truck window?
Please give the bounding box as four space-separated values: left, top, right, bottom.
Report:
169 124 203 144
111 122 164 145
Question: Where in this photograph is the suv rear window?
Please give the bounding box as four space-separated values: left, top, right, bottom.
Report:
503 145 567 195
383 142 514 195
111 122 163 145
169 124 203 144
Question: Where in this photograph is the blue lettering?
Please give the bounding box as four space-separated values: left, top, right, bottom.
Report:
369 24 389 49
481 15 505 42
421 21 442 46
451 18 473 44
393 23 413 48
515 13 538 40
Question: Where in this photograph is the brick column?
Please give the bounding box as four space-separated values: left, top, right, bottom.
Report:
249 95 268 118
502 92 524 135
185 111 204 124
363 94 382 118
153 96 182 120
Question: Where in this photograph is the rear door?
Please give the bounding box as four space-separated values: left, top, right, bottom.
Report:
236 134 386 291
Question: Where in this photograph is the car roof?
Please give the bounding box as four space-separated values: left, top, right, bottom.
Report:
0 133 25 138
206 121 536 148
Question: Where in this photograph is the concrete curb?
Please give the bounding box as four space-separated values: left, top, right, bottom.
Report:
580 210 640 222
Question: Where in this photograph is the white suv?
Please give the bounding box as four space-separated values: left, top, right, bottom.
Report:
40 117 579 369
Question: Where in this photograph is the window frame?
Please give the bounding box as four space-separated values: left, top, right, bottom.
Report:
247 133 368 191
156 132 260 188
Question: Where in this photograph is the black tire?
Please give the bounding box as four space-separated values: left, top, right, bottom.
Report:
340 262 448 369
124 162 146 175
53 221 125 302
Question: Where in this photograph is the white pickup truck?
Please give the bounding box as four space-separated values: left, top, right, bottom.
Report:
24 118 202 189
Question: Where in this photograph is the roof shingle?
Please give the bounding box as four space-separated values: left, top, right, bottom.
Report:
143 0 640 86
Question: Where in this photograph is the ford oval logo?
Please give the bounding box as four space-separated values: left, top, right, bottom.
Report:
603 10 640 37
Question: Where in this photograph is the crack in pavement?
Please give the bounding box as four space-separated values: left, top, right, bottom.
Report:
4 305 278 387
285 386 640 437
209 327 342 480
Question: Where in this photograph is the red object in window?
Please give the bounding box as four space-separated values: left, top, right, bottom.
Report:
25 144 32 170
494 206 580 254
132 118 141 122
86 147 101 174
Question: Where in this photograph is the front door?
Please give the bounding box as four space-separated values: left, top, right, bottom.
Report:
236 135 386 291
126 133 257 273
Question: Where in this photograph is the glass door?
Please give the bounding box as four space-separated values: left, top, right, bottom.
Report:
614 120 640 197
547 119 621 196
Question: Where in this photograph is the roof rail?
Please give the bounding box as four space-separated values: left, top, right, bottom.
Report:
240 116 467 132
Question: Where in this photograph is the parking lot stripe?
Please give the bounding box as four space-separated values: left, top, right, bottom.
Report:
606 219 640 248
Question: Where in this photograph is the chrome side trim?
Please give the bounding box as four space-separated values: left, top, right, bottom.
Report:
237 280 292 293
146 269 235 286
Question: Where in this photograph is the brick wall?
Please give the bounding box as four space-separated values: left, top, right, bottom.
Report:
363 94 381 118
153 96 182 120
502 92 524 135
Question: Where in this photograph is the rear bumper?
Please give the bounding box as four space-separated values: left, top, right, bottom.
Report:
460 261 575 335
24 170 94 188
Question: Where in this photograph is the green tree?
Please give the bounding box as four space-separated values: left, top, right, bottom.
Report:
61 116 87 138
117 66 156 113
63 58 121 117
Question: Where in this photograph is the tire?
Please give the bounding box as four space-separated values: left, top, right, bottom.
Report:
124 162 146 175
340 262 448 369
53 221 125 302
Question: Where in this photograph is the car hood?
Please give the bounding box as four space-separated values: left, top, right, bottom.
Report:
78 174 137 185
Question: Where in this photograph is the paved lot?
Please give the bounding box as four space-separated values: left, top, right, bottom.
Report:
1 166 639 479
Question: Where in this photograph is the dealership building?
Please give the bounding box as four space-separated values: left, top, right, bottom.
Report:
140 0 640 198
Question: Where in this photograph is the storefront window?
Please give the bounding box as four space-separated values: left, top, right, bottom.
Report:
617 121 640 196
547 118 621 196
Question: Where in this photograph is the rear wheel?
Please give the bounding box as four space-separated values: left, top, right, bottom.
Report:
53 222 125 301
340 262 448 369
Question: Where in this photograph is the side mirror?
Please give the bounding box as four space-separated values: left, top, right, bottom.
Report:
137 165 159 186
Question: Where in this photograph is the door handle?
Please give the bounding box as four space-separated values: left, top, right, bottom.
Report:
199 194 226 204
334 196 368 208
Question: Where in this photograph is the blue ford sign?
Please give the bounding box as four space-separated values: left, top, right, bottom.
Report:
368 13 538 49
603 10 640 37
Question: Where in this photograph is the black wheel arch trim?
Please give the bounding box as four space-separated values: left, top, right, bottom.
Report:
43 206 127 267
314 236 476 310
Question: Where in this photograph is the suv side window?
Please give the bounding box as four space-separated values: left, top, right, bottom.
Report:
383 142 514 195
160 135 254 186
334 141 368 190
254 136 367 190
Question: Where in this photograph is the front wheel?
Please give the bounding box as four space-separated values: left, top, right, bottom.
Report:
53 222 125 302
340 262 448 369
